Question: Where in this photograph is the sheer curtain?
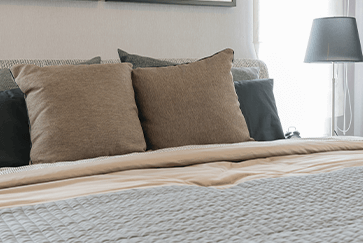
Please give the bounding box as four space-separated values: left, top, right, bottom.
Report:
256 0 345 137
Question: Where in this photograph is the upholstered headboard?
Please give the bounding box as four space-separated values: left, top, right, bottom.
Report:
102 58 269 79
160 58 269 79
0 58 269 79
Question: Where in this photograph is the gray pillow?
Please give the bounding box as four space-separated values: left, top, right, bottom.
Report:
0 57 101 92
118 49 261 81
118 49 176 69
234 78 285 141
77 56 101 65
0 69 18 92
231 67 259 81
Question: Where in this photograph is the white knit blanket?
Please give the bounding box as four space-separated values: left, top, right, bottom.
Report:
1 165 362 242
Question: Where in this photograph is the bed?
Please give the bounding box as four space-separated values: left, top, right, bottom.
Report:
1 49 363 242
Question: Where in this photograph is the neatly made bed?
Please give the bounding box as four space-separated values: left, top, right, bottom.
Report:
1 49 363 242
2 138 363 242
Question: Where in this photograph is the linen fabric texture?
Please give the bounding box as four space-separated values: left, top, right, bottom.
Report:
0 88 31 167
0 56 103 167
234 79 285 141
132 48 253 150
11 63 146 164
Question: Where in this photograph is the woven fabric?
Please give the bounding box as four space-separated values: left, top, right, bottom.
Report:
159 58 269 79
11 63 146 163
132 49 252 150
118 49 176 69
0 57 101 92
1 165 363 242
231 66 260 81
0 58 268 76
0 89 30 167
0 59 102 69
235 79 285 141
0 58 268 94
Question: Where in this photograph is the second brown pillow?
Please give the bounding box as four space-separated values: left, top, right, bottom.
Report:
132 48 253 150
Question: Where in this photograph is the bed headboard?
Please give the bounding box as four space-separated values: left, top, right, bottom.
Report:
0 58 269 79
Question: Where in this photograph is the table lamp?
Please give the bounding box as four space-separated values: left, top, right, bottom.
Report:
304 17 363 136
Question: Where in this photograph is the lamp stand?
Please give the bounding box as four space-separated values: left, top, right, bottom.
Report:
331 62 336 136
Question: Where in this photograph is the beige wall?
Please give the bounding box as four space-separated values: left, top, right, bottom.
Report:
0 0 256 60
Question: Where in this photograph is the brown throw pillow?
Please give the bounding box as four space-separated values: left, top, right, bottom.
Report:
11 63 146 164
132 48 253 150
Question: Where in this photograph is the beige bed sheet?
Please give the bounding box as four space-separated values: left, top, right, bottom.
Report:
1 137 363 209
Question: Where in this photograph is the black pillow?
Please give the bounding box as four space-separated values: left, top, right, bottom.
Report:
234 79 285 141
118 49 176 69
0 88 31 167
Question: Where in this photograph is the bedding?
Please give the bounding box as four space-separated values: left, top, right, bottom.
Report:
132 48 252 150
0 57 102 167
0 69 17 91
118 48 176 68
2 54 362 242
231 66 260 81
1 137 363 242
0 88 30 167
0 56 269 167
11 63 146 164
0 56 101 92
234 78 285 141
118 48 261 81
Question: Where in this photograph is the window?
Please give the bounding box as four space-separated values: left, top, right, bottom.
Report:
258 0 345 137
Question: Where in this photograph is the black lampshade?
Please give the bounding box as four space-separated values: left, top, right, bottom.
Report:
304 17 363 63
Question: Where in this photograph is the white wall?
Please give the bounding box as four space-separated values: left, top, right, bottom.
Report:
0 0 256 60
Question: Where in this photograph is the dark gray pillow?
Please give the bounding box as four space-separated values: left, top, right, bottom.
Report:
0 88 31 167
231 67 259 81
77 56 101 65
234 79 285 141
117 49 261 82
118 49 176 69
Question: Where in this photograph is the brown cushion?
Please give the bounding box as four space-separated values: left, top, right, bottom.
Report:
132 48 253 150
11 63 146 164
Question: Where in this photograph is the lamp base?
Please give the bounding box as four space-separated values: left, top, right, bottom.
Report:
331 63 336 136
